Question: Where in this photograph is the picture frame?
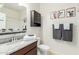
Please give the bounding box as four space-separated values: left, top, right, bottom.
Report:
50 11 59 19
66 7 76 17
50 11 54 20
58 9 65 18
53 11 58 19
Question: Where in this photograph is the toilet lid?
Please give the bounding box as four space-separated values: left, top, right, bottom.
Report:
38 44 50 50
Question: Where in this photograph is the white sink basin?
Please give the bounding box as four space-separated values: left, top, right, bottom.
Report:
6 41 24 47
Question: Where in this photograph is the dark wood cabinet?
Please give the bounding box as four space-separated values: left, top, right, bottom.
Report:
31 10 41 27
10 41 37 55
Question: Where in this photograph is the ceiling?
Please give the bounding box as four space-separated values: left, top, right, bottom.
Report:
3 3 26 11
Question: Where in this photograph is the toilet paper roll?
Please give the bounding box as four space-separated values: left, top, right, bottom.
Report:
64 23 70 30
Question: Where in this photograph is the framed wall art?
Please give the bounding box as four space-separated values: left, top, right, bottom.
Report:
50 11 58 19
66 7 76 17
53 11 58 19
58 9 65 18
50 11 59 19
50 11 54 20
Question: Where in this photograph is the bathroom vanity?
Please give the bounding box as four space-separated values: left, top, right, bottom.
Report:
10 41 37 55
0 39 37 55
0 29 37 55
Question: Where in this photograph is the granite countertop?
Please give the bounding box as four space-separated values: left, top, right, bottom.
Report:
0 39 37 55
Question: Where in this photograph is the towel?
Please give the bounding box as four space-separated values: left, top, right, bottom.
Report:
64 23 70 30
54 24 59 29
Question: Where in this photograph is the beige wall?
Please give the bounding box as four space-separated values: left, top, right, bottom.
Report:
40 3 79 54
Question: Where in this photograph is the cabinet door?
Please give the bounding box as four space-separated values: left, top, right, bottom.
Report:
10 41 37 55
25 47 37 55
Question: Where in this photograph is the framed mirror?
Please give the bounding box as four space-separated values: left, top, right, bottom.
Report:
0 3 27 33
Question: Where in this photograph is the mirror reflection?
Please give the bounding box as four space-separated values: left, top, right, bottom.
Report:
0 3 27 33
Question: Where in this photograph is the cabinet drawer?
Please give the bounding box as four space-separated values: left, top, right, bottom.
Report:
25 47 37 55
10 41 37 55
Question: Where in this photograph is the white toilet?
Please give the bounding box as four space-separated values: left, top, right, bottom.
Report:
37 37 50 55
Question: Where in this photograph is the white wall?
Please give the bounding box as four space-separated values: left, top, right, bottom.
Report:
40 3 79 55
26 3 42 38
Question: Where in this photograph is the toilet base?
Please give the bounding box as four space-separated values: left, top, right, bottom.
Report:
37 44 50 55
37 49 49 55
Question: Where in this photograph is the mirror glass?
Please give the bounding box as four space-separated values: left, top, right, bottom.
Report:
0 3 27 32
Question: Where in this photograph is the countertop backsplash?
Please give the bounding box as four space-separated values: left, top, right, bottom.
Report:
0 33 26 44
